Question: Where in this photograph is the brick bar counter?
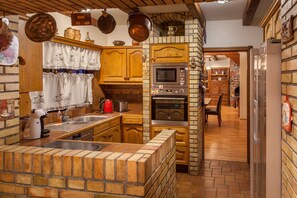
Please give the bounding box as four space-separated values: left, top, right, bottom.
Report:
0 130 176 198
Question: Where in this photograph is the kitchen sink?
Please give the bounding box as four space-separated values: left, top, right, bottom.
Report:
43 141 107 151
45 121 89 132
72 115 109 122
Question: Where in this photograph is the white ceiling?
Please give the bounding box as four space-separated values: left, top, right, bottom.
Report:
199 0 247 21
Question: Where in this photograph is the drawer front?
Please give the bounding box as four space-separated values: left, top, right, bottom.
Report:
151 126 188 146
109 118 120 127
122 115 143 124
93 122 109 135
176 146 189 165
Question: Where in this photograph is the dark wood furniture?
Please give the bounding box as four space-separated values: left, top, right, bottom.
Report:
206 93 223 127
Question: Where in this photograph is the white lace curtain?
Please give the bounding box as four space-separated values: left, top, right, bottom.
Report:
43 41 101 70
30 73 94 111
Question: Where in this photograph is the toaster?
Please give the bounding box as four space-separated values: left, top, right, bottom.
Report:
114 100 128 112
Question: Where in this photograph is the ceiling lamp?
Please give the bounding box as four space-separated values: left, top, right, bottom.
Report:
217 0 229 3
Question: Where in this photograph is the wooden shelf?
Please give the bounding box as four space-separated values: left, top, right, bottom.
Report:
51 36 103 51
211 74 228 76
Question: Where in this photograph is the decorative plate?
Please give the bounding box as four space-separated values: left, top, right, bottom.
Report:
282 96 292 132
25 13 57 42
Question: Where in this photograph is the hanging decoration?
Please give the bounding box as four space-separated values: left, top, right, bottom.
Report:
282 95 292 132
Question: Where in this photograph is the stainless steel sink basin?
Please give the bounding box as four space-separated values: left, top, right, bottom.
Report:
72 115 109 122
44 141 107 151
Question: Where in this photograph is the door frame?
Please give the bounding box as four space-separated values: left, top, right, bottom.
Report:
203 46 253 163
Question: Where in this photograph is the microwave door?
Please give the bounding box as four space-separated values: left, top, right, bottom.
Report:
155 68 178 85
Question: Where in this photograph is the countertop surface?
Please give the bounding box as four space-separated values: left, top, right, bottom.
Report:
19 104 143 151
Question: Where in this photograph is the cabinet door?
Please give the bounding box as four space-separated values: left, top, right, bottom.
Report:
151 126 188 146
19 18 43 92
123 124 143 144
151 44 189 63
19 93 31 117
176 146 189 165
101 49 127 82
109 125 121 143
93 130 110 142
127 49 143 83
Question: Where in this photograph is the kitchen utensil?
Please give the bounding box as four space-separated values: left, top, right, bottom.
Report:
25 13 57 42
103 99 113 113
0 20 13 52
128 10 152 42
113 40 125 46
114 100 128 112
97 10 116 34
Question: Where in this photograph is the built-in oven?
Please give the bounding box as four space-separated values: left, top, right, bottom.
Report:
151 95 188 126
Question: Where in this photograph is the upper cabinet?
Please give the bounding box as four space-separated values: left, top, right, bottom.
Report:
151 44 189 63
19 18 43 93
261 0 281 40
99 46 143 84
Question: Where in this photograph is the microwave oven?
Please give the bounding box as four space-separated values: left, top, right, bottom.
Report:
152 62 188 86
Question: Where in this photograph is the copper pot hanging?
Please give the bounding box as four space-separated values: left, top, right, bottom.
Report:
97 9 116 34
0 20 13 52
127 10 152 42
25 13 57 42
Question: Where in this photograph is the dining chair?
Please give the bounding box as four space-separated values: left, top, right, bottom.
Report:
205 93 223 127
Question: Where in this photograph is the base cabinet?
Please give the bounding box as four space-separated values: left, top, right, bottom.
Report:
93 117 121 143
123 125 143 144
151 126 189 165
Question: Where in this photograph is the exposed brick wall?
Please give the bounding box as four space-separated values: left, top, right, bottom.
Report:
0 16 20 145
0 130 176 197
142 14 204 175
280 0 297 196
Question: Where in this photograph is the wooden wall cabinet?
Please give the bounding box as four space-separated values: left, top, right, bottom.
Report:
93 117 121 143
151 125 189 165
99 47 143 84
205 67 230 106
122 114 143 144
150 44 189 63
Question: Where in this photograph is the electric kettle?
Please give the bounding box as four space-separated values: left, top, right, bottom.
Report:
103 99 113 113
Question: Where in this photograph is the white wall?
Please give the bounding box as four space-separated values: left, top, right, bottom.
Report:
204 20 263 48
239 52 248 119
107 24 133 46
49 12 108 46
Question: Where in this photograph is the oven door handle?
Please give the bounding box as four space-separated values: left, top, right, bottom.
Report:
152 97 186 101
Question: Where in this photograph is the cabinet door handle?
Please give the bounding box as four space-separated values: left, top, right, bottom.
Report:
124 77 130 80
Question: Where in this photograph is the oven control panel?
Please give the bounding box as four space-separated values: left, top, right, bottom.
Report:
151 85 188 96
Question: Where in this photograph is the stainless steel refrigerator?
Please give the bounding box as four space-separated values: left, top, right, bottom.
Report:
250 40 281 198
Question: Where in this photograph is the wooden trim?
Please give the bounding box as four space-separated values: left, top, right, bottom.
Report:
203 46 252 164
204 46 253 52
51 36 103 51
102 46 142 50
243 0 261 26
186 3 206 28
260 0 281 28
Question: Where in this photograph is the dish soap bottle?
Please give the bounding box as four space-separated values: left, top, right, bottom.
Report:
57 110 62 123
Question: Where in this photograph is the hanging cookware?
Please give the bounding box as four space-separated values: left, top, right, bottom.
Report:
0 20 13 52
25 13 57 42
127 10 152 42
97 10 116 34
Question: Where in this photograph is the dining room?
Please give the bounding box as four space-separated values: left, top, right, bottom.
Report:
202 49 249 163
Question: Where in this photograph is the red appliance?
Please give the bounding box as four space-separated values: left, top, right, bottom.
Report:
103 99 113 113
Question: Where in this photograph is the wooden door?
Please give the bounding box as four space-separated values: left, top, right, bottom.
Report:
101 49 127 82
151 44 189 63
176 146 189 165
19 18 43 92
93 130 110 142
127 48 143 83
109 125 121 142
123 124 143 144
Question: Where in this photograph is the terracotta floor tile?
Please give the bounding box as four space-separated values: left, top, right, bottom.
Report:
176 159 250 198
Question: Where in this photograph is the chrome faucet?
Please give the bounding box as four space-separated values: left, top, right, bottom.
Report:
62 106 75 122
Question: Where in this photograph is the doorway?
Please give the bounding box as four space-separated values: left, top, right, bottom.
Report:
203 47 252 163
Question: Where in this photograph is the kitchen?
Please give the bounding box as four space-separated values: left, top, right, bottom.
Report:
0 0 296 197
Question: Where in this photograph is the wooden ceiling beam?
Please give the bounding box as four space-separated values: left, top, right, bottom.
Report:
243 0 261 25
186 3 206 28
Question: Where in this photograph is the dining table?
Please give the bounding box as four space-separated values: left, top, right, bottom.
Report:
204 97 212 106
